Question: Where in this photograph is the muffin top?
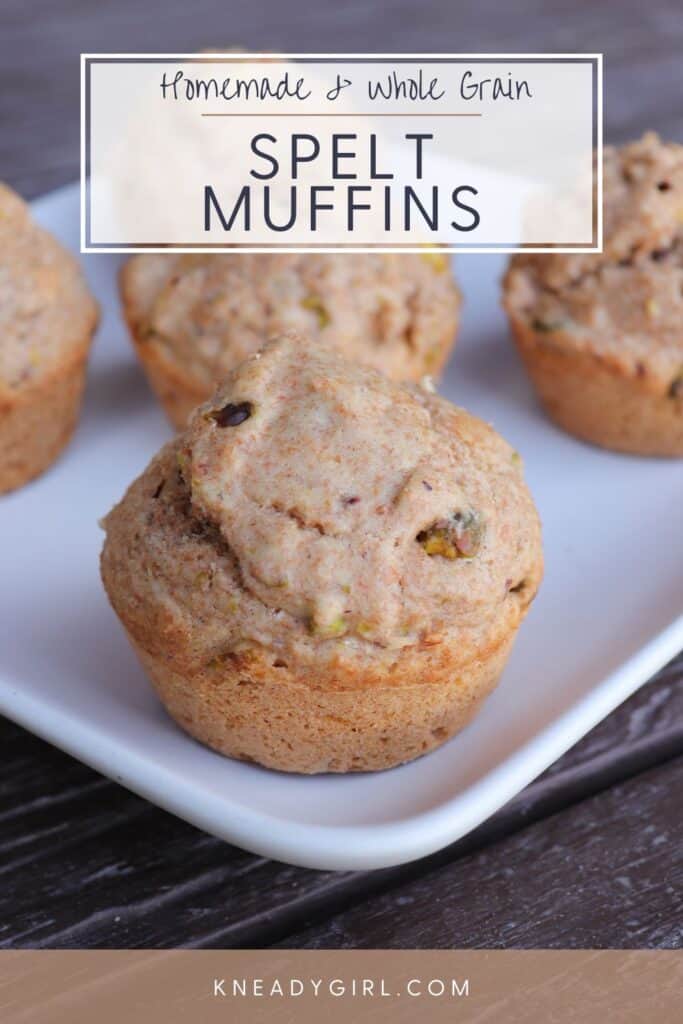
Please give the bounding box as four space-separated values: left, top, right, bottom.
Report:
0 183 98 395
505 134 683 391
121 251 460 387
103 336 541 669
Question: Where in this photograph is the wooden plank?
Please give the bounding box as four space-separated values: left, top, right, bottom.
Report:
281 754 683 949
2 0 683 199
0 656 680 948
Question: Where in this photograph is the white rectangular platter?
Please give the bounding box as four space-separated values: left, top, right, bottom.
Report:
1 183 681 871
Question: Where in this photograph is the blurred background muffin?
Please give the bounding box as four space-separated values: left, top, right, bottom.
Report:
0 183 98 493
120 252 460 427
504 134 683 456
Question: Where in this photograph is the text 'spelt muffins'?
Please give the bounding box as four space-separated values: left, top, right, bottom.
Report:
101 336 542 773
0 184 99 493
120 251 461 428
504 133 683 456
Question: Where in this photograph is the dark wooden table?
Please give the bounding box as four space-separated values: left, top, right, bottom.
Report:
1 0 682 949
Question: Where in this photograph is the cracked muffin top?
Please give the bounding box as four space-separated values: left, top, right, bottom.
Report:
102 336 541 667
0 183 98 395
121 251 460 386
504 133 683 391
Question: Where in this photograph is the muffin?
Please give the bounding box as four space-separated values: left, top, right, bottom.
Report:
504 133 683 456
101 335 542 773
119 252 461 428
0 184 99 493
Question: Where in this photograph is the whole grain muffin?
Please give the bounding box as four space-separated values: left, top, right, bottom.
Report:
0 184 99 493
120 252 461 428
504 133 683 456
101 335 542 773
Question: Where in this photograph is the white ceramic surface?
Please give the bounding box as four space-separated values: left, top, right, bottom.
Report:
1 183 681 870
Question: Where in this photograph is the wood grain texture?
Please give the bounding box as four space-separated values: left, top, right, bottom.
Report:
0 658 680 949
283 755 683 949
0 0 682 950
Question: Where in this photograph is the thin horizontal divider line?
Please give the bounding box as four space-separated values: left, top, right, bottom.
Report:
200 112 483 117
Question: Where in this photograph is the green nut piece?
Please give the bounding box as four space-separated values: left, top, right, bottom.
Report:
417 509 484 560
531 316 569 333
310 613 347 639
424 344 444 373
301 295 331 329
420 251 449 273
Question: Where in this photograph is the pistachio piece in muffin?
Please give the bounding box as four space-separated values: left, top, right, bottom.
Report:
119 252 461 428
101 335 542 773
504 133 683 456
0 183 99 493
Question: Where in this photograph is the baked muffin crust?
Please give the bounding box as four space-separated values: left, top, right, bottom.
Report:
504 134 683 455
0 183 99 492
102 336 542 772
120 251 461 428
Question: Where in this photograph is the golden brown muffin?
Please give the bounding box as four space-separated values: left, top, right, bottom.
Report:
504 133 683 456
119 252 461 428
0 184 99 493
101 335 542 773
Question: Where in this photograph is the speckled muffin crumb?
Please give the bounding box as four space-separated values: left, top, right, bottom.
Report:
101 335 542 773
504 133 683 456
120 251 461 428
0 183 99 492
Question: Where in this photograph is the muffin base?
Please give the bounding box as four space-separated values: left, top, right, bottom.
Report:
0 351 90 494
510 317 683 457
125 624 517 774
131 335 206 430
